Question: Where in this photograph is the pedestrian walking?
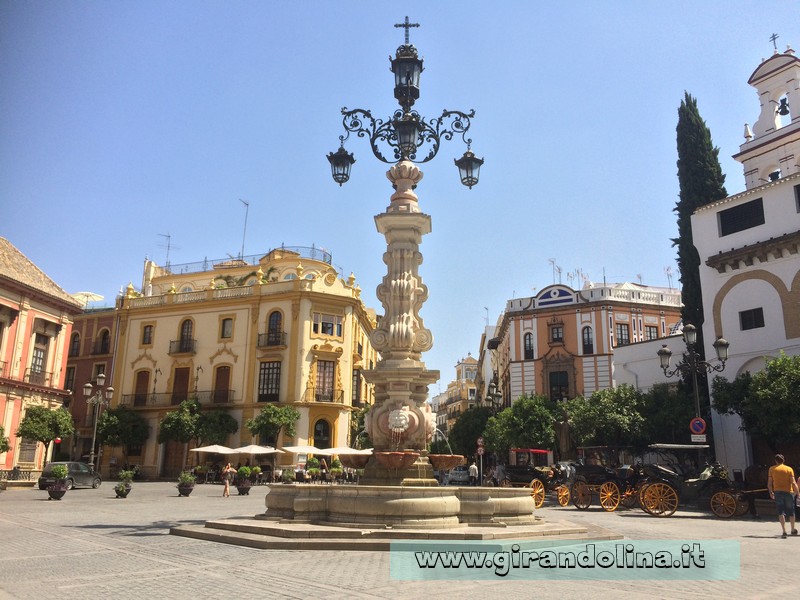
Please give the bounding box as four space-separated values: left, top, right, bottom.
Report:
222 463 236 498
767 454 799 538
468 461 478 486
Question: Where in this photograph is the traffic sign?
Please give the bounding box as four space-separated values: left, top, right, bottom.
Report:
691 434 707 443
477 437 484 446
476 446 485 456
689 417 706 435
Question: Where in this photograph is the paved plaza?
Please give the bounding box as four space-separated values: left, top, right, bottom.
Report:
0 481 797 599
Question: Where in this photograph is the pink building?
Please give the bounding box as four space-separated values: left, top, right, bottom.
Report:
0 238 83 471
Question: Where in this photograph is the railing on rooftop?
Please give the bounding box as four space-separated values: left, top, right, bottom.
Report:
160 245 333 277
121 389 237 407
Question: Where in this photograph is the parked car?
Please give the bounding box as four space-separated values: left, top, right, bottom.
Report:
38 461 101 490
447 465 470 485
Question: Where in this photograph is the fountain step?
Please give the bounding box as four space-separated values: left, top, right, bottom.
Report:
170 517 622 551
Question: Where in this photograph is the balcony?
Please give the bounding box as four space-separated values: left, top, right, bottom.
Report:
168 339 196 355
303 386 344 403
257 331 287 347
0 361 7 378
25 369 53 387
91 340 111 355
121 389 237 407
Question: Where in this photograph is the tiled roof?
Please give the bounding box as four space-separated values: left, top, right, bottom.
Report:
0 237 83 309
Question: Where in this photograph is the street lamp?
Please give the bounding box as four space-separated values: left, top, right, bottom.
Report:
486 382 503 414
327 16 484 188
83 373 113 473
657 323 730 417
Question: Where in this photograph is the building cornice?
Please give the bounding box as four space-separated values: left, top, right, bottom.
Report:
705 229 800 273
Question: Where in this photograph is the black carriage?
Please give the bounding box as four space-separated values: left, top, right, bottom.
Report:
569 463 648 511
497 448 556 508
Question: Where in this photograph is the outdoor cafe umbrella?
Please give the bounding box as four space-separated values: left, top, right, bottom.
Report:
280 445 332 456
230 445 283 455
189 444 236 455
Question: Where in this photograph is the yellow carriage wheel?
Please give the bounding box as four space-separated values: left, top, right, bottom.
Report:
710 490 737 518
556 485 571 507
499 478 512 488
529 479 545 508
599 481 621 511
572 480 592 510
641 482 678 517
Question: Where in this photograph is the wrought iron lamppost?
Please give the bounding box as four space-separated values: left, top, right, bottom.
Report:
327 16 484 188
657 324 730 418
486 382 503 415
83 373 113 473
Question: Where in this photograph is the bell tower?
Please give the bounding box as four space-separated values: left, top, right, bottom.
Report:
735 40 800 190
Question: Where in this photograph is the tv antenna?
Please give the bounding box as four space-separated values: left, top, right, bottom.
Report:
239 199 249 259
664 265 674 290
157 233 180 269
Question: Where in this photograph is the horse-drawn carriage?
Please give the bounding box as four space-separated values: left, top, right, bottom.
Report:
497 448 557 508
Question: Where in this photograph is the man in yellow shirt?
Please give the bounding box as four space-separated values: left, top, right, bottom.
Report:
767 454 799 538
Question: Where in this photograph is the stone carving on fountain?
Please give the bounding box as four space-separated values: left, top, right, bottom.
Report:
361 161 440 485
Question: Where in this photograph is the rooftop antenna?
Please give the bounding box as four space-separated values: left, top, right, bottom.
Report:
157 233 179 270
636 273 643 284
548 258 557 284
239 199 249 259
484 306 489 326
664 266 674 290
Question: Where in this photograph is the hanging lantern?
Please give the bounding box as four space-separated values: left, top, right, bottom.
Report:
454 150 484 189
327 146 356 186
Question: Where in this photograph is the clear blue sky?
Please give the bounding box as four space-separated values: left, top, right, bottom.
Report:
2 2 799 388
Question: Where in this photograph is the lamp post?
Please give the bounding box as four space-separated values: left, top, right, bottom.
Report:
486 382 503 415
657 323 730 418
327 16 484 188
83 373 113 473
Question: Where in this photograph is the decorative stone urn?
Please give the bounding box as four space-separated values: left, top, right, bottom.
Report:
428 454 465 471
373 451 420 470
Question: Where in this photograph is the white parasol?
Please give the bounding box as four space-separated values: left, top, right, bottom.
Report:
230 444 283 455
72 291 104 308
190 444 237 454
280 445 332 456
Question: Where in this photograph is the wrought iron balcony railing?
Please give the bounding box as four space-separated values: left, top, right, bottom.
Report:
25 369 53 387
303 386 344 404
257 331 287 347
122 389 237 407
168 339 196 355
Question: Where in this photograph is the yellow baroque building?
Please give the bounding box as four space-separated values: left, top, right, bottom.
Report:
108 246 377 478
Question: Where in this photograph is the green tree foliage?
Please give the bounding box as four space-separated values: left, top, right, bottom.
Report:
483 395 556 459
712 353 800 450
674 92 728 400
245 405 300 446
349 405 371 448
97 407 150 464
563 385 646 450
157 398 202 444
428 438 451 454
641 383 696 444
197 409 239 446
16 406 75 461
447 406 492 457
0 425 11 454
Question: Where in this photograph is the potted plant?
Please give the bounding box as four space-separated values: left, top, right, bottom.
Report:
281 469 295 484
47 464 69 500
115 469 135 498
250 465 262 484
235 466 252 495
177 471 196 497
306 467 321 482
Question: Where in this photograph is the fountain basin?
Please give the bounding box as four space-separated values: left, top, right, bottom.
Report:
373 451 420 470
264 485 537 528
428 454 465 471
338 454 371 470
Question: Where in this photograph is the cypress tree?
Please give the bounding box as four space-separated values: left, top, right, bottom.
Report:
674 92 728 414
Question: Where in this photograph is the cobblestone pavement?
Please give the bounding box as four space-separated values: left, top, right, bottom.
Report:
0 483 797 599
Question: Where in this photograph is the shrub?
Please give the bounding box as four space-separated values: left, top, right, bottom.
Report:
177 471 196 485
118 469 136 484
50 464 68 480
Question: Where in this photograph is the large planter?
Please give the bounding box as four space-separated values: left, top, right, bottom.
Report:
374 451 420 470
47 487 67 501
236 481 252 496
177 483 195 497
428 454 466 471
115 484 132 498
339 454 371 470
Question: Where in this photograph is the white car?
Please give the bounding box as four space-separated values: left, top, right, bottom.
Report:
447 465 470 485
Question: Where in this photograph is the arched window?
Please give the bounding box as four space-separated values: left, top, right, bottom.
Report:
582 327 594 354
179 319 193 353
267 311 283 345
523 333 534 360
98 329 111 354
69 332 80 357
314 419 331 449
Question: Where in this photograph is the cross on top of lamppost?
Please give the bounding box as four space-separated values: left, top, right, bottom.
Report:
327 18 484 188
395 16 419 44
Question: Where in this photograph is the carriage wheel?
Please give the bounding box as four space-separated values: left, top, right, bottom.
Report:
572 480 592 510
734 492 750 517
556 484 571 507
638 483 652 513
599 481 621 511
529 479 545 508
641 482 679 517
620 488 639 509
499 478 512 488
710 490 738 518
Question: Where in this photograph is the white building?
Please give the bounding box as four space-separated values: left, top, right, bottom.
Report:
692 44 800 470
